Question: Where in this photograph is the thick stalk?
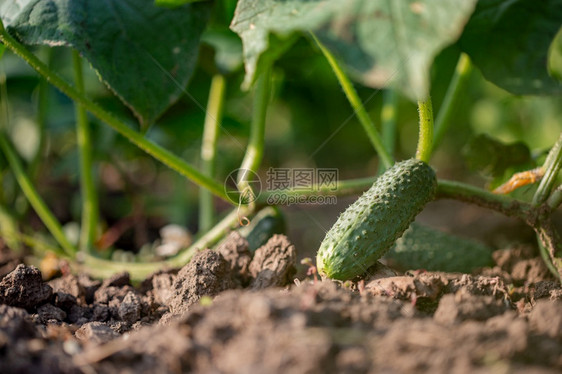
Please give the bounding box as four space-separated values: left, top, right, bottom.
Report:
432 53 472 152
73 51 99 252
312 34 393 169
199 74 226 232
415 97 434 163
0 24 232 204
436 179 534 221
547 186 562 209
378 90 398 174
537 236 560 279
259 176 525 212
259 176 535 223
0 133 76 256
533 132 562 205
534 219 562 279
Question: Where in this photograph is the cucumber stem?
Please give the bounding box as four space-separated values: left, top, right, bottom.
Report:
258 176 535 223
237 66 271 207
311 33 393 169
533 132 562 206
199 74 226 232
72 51 99 253
0 22 233 204
29 47 52 179
547 186 562 210
432 53 472 152
415 96 434 163
378 90 398 174
0 133 77 257
537 235 560 279
238 67 270 178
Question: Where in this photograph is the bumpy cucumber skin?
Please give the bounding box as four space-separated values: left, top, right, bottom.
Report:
385 223 494 273
316 159 437 280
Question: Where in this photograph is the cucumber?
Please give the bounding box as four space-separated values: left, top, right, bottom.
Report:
385 223 494 273
316 158 437 280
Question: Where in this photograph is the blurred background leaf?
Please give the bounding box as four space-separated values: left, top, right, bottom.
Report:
231 0 477 99
0 0 212 127
460 0 562 95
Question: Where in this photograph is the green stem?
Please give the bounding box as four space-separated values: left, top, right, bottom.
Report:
378 90 398 174
170 206 251 266
237 66 271 209
80 205 253 280
547 186 562 209
415 96 434 163
260 175 534 223
258 177 534 221
0 204 22 253
258 176 376 204
199 74 226 232
432 53 472 152
312 33 393 169
533 132 562 205
0 228 70 258
73 51 99 253
0 132 76 256
534 219 562 279
0 23 232 204
436 179 534 221
537 235 560 279
30 47 52 179
238 67 271 179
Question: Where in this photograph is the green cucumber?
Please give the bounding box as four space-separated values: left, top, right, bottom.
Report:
316 158 437 280
385 223 494 273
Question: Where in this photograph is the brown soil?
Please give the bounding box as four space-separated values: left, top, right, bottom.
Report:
0 231 561 373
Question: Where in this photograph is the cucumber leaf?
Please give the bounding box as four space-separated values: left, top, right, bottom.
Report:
463 134 537 192
155 0 208 7
460 0 562 96
0 0 211 127
231 0 477 99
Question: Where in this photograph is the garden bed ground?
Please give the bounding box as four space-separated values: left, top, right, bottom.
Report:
1 210 561 373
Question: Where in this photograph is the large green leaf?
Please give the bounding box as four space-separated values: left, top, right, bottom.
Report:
460 0 562 96
230 0 477 99
0 0 211 126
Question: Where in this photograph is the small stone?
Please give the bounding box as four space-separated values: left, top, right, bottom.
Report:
37 304 66 322
150 273 176 305
0 265 52 310
118 291 142 324
75 322 119 344
49 275 86 304
249 235 297 290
